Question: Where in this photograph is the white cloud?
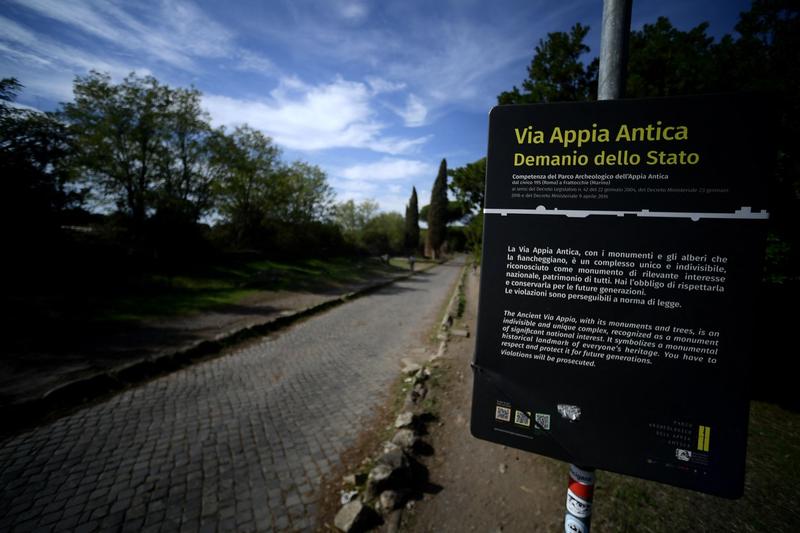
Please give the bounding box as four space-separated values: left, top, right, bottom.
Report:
384 19 531 110
337 1 369 22
395 94 428 127
233 49 277 75
203 77 429 154
331 157 435 213
331 178 377 195
366 76 406 95
0 14 151 101
5 71 75 103
340 158 434 181
329 181 411 215
9 0 234 71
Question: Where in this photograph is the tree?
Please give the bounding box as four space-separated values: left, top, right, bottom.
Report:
621 4 800 277
727 0 800 276
212 125 281 246
63 72 169 234
61 71 223 237
625 17 718 97
268 161 334 225
497 3 800 278
62 71 221 238
404 186 420 253
427 158 448 258
448 157 486 214
332 199 379 249
448 157 488 258
363 212 405 255
155 86 219 226
419 201 468 225
498 23 598 105
1 78 78 237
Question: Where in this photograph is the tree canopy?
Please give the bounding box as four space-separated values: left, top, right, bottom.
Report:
498 23 598 104
491 1 799 277
404 186 420 253
1 78 78 238
426 158 448 258
50 72 340 253
448 157 486 214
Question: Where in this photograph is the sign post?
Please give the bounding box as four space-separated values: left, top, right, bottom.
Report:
569 2 630 530
565 465 595 532
598 0 632 101
470 93 774 501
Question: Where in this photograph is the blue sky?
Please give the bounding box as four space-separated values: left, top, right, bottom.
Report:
1 0 751 213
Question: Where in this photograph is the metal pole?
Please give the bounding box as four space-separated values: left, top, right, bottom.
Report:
564 3 631 532
597 0 633 100
565 465 595 533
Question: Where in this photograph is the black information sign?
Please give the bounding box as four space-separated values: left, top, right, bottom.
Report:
470 94 774 498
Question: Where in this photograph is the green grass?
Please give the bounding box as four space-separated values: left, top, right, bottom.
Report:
388 256 438 271
593 401 800 532
103 256 406 322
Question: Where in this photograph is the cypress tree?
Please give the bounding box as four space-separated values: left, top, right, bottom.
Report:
427 159 447 259
404 186 419 253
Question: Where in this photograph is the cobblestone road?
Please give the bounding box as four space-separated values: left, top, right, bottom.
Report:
0 260 463 532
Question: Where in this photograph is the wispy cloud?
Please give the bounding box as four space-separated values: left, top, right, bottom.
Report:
395 94 428 127
330 177 425 214
335 0 369 22
6 0 275 77
383 18 533 110
331 157 435 213
366 76 406 95
203 77 429 154
232 49 278 75
10 0 232 70
248 2 591 115
339 158 434 182
0 14 152 101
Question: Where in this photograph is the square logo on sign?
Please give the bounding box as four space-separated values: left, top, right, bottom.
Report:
495 405 511 422
535 413 551 430
514 410 531 427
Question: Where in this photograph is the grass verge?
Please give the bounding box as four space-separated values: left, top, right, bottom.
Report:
103 256 406 321
593 401 800 531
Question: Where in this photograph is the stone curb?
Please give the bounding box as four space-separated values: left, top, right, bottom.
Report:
433 263 469 358
331 261 468 532
0 264 437 438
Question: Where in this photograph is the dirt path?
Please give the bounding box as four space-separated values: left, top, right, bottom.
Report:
398 268 800 533
400 268 568 532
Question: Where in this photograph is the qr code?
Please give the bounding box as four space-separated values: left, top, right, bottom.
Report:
495 405 511 422
514 410 531 427
535 413 551 430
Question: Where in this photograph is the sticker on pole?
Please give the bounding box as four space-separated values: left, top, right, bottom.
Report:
566 490 592 518
564 514 587 533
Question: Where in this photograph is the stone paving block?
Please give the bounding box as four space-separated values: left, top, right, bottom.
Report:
11 517 38 533
140 523 161 533
72 520 98 533
274 515 290 530
0 263 461 532
52 513 81 532
179 518 199 532
143 509 166 528
99 511 125 530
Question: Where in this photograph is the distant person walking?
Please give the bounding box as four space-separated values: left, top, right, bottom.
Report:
409 255 416 272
